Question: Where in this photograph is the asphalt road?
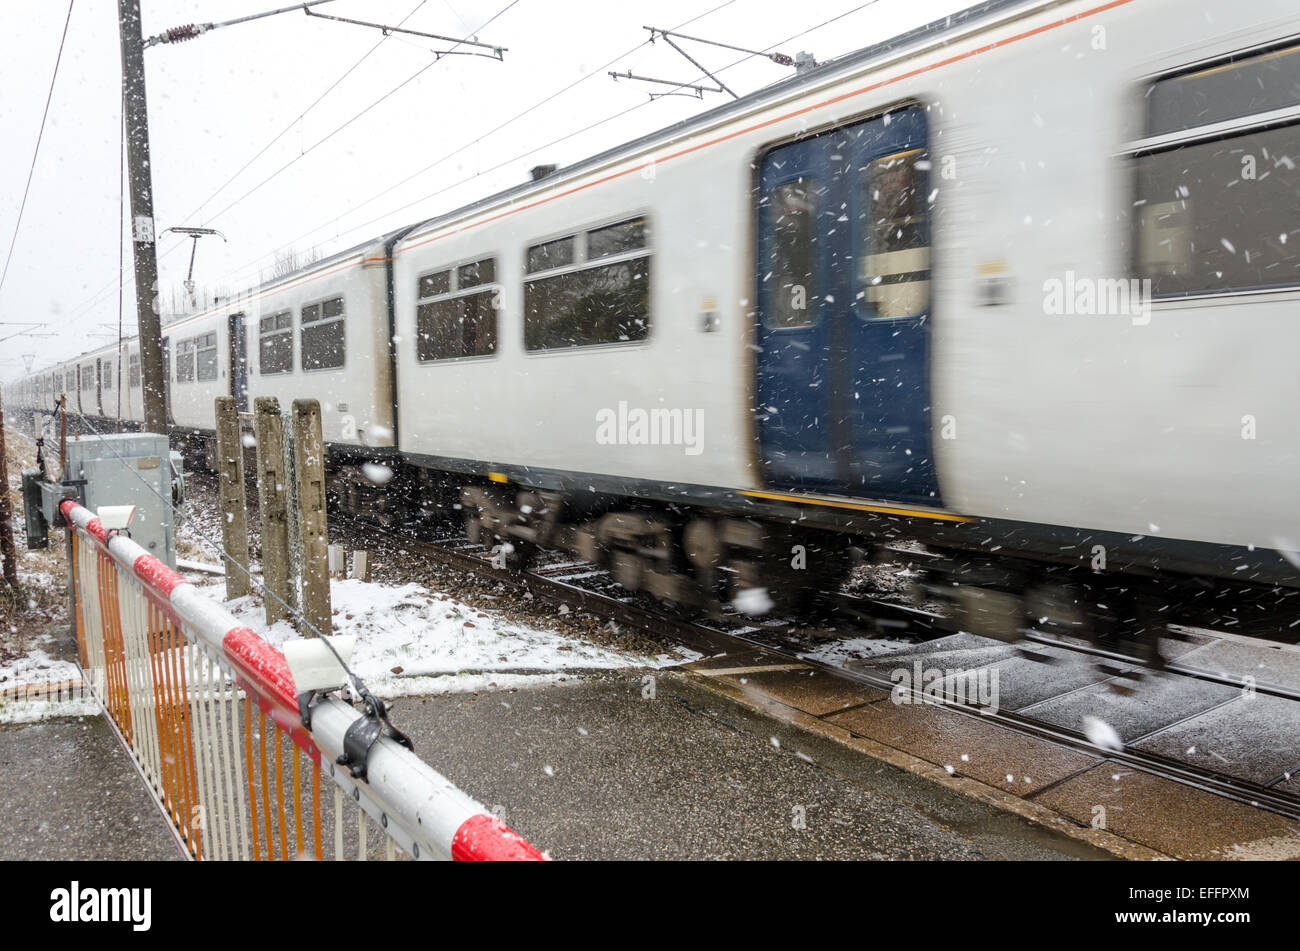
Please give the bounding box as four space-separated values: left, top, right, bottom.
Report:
391 669 1112 860
0 716 181 861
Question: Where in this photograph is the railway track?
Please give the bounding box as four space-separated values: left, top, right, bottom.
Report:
326 509 1300 825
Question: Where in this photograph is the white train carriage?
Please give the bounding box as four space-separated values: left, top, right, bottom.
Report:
239 238 397 454
393 0 1300 599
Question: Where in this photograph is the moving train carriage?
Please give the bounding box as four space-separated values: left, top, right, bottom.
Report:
396 0 1300 636
240 236 397 459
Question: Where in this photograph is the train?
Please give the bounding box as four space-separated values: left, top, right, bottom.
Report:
7 0 1300 650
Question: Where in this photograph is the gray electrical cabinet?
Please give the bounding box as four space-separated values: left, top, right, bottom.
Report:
63 433 183 568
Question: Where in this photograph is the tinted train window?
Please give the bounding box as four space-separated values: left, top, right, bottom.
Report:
196 332 218 382
416 258 498 362
301 297 345 371
524 217 650 351
526 236 575 274
81 365 94 390
762 179 819 329
103 362 112 390
1135 42 1300 297
1147 43 1300 137
176 340 195 383
259 312 293 374
129 354 140 387
859 148 931 319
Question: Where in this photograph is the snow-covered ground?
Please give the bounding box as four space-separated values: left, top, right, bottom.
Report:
0 647 96 724
798 635 917 667
201 576 698 699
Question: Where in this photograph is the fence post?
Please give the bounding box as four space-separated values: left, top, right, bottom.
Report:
292 399 330 637
253 397 293 625
0 391 18 590
214 397 250 599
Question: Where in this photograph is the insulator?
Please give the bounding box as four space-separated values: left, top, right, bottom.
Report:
770 53 795 67
165 24 202 44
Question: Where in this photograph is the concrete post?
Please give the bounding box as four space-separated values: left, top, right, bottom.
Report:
253 397 293 625
292 399 330 637
214 397 249 599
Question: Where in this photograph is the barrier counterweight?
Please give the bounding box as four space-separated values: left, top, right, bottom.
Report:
63 500 544 861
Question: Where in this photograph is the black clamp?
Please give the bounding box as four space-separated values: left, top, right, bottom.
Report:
298 685 412 783
337 687 413 783
298 689 323 730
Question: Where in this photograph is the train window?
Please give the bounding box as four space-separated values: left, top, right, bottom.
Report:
129 354 140 387
1134 43 1300 297
457 257 495 290
524 219 651 351
526 236 575 274
259 312 293 375
196 332 218 382
1147 43 1300 138
419 271 450 297
858 148 931 319
81 366 93 390
103 362 112 390
301 296 345 371
65 370 73 392
587 218 647 259
176 339 195 383
762 179 819 329
417 258 498 361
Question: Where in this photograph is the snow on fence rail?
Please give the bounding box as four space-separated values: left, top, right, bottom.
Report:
61 499 544 861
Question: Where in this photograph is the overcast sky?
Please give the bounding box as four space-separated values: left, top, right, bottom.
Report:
0 0 972 381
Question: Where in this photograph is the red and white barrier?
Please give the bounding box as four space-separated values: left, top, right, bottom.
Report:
62 499 544 861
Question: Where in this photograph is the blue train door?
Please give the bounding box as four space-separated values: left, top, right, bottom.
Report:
754 104 939 505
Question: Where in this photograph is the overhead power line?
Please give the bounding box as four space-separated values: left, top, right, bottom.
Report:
215 0 746 277
195 0 520 229
58 0 436 330
0 1 75 307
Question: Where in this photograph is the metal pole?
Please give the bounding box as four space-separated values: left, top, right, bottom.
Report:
119 0 167 435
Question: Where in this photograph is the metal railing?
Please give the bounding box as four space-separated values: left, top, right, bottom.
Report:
63 499 544 861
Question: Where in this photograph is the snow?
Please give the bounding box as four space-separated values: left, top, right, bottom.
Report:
798 635 916 667
208 577 695 698
0 648 96 724
1083 715 1124 752
732 587 774 616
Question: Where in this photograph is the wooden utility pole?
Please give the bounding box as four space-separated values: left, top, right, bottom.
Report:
253 397 293 624
118 0 167 435
213 398 249 598
292 399 330 637
0 392 19 590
